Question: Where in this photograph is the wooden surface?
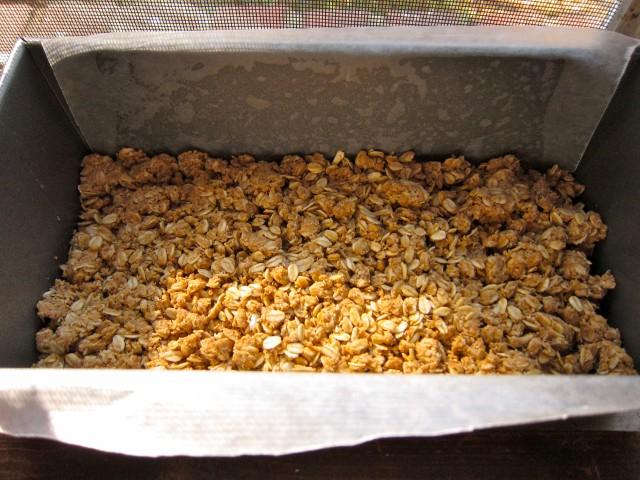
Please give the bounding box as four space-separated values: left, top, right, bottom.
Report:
1 431 639 479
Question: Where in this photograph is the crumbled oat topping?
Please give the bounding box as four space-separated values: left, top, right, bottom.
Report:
34 148 636 374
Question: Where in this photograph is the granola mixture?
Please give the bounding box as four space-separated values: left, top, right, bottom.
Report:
34 148 636 374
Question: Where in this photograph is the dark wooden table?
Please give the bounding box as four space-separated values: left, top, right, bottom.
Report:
2 430 639 479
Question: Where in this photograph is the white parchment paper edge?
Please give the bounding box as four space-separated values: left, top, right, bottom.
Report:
1 371 640 456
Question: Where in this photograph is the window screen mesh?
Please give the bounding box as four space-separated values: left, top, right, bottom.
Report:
0 1 624 60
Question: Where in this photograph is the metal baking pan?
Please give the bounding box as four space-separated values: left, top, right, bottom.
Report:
0 27 639 456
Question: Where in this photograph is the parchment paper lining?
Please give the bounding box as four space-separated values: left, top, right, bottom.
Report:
42 27 639 170
1 371 640 457
1 28 637 457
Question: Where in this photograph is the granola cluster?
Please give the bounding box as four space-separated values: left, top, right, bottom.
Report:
34 148 636 374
